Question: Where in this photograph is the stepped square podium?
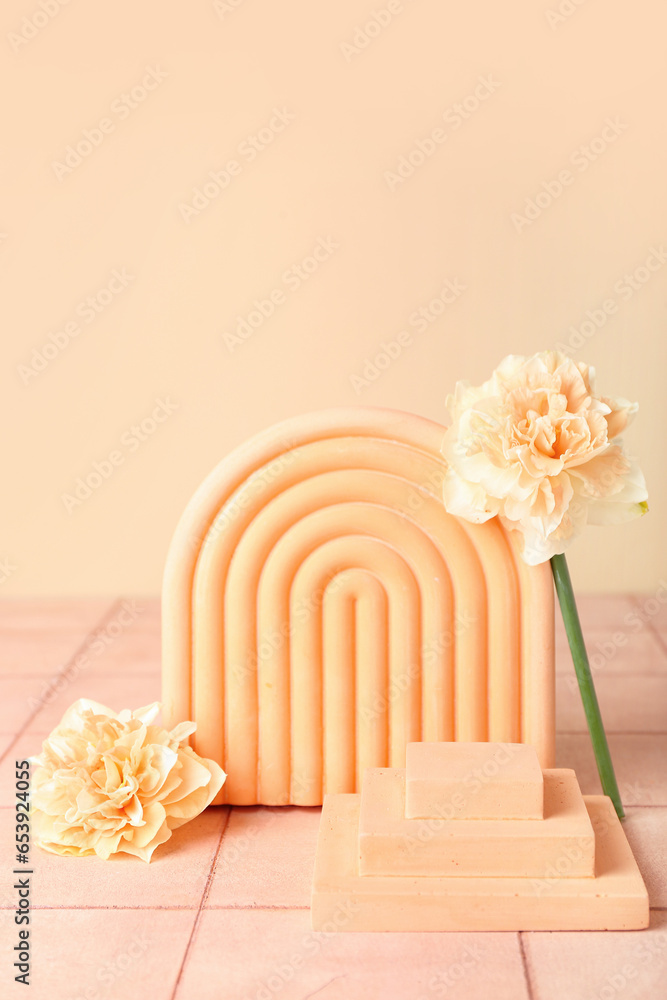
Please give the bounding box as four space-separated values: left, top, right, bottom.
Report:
311 742 649 932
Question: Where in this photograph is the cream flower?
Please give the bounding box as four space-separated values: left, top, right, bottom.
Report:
441 351 648 564
31 699 225 862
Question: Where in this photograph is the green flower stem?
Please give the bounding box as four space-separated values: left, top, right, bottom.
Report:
551 553 624 820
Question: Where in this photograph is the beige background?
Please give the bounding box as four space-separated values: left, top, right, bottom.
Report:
3 0 665 596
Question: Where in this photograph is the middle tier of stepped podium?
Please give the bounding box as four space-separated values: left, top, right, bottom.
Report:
359 764 595 878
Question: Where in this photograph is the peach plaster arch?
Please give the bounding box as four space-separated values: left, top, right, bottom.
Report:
162 408 555 805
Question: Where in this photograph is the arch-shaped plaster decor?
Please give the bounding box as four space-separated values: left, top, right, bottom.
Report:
162 408 555 805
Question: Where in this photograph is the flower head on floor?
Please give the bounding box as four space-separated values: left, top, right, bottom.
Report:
31 699 225 862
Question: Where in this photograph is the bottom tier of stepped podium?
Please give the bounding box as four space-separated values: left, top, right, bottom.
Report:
310 742 649 932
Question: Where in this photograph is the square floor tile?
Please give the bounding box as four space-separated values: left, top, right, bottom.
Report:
556 676 667 733
120 597 160 633
622 808 667 908
83 626 161 675
0 677 56 733
28 673 161 730
176 908 529 1000
523 909 667 1000
556 734 667 806
631 590 667 633
0 598 115 632
566 595 639 631
2 907 196 1000
0 630 95 677
207 806 321 909
555 629 667 675
0 805 228 909
0 731 48 804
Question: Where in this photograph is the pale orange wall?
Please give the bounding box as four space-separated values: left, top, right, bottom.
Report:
3 0 665 595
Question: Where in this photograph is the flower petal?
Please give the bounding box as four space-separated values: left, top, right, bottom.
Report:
441 469 500 523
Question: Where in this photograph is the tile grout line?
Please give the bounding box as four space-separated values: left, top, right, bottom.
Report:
2 905 202 911
184 902 311 911
0 599 123 766
556 673 667 678
556 731 667 736
0 903 313 911
0 903 661 912
518 932 536 1000
648 633 667 656
169 808 232 999
618 804 667 809
0 671 161 680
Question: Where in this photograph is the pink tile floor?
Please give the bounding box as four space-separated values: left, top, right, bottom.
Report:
1 596 665 1000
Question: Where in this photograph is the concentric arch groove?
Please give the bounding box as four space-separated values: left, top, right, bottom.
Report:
161 408 555 805
262 532 426 806
317 567 388 800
